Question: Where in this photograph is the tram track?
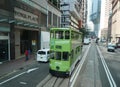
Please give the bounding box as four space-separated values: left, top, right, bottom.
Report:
36 74 69 87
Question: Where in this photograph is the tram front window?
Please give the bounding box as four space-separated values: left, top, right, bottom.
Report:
56 52 61 60
55 31 63 39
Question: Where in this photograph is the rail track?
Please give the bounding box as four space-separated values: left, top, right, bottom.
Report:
36 74 70 87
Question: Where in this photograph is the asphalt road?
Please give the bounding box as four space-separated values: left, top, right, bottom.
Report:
99 45 120 87
0 62 49 87
0 43 119 87
75 43 110 87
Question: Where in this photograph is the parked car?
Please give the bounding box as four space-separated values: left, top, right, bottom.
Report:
116 43 120 48
36 49 50 62
107 43 115 52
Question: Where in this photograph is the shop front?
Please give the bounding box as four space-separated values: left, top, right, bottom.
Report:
0 25 10 62
14 26 40 59
14 6 40 59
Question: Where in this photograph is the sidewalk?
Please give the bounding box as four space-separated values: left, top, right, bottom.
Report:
0 54 36 78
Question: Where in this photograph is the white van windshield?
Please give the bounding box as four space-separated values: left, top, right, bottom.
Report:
38 51 46 55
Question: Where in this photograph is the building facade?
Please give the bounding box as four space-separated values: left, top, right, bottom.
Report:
111 0 120 45
60 0 87 30
35 0 61 49
0 0 61 62
90 0 101 37
0 0 12 61
0 0 42 61
47 0 61 28
101 0 112 41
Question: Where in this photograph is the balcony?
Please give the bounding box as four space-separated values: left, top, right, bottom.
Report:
69 1 81 20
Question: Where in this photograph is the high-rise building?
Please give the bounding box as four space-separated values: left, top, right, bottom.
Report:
90 0 101 37
101 0 112 41
60 0 87 30
86 0 94 31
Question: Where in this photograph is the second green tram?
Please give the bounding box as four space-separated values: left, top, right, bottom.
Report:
49 28 82 77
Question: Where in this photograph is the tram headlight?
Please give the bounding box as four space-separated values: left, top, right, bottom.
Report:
56 66 60 70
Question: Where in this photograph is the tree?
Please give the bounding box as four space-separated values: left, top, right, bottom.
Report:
79 28 89 42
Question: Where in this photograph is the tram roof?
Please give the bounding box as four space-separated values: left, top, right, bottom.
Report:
50 28 82 33
50 27 82 34
50 28 70 30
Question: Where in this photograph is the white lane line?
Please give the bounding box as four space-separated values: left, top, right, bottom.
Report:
97 46 117 87
20 81 27 85
70 44 91 87
0 67 39 85
0 62 3 64
27 67 39 73
0 72 26 85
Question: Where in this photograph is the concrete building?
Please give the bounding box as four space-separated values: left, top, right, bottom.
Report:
60 0 87 30
0 0 45 61
86 0 94 32
101 29 108 41
38 0 61 49
90 0 101 37
111 0 120 45
108 14 112 42
101 0 112 41
79 0 87 28
0 0 61 62
0 0 12 62
47 0 61 28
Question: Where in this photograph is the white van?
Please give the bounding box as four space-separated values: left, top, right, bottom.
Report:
83 38 90 45
36 49 50 62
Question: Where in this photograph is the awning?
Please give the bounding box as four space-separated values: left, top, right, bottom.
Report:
0 16 41 29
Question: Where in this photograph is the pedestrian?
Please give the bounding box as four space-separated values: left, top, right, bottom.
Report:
28 49 31 58
25 49 29 61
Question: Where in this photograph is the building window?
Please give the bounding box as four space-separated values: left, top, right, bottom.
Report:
53 14 57 27
48 11 52 26
40 13 47 27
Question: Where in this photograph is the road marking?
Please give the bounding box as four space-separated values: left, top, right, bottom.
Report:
70 44 91 87
97 46 117 87
0 70 17 80
26 67 39 73
0 62 2 64
0 67 39 85
0 72 26 85
20 81 27 85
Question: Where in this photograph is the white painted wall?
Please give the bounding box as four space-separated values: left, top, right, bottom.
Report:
41 31 50 49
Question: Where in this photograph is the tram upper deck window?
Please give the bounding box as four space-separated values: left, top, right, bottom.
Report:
65 31 70 39
55 31 63 39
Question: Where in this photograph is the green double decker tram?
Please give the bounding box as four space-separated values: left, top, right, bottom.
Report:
49 28 83 77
